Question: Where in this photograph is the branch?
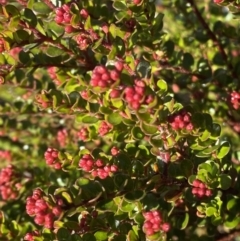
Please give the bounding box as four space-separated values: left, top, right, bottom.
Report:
158 60 205 79
43 0 55 9
187 0 237 79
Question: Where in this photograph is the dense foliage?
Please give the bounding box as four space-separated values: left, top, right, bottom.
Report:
0 0 240 240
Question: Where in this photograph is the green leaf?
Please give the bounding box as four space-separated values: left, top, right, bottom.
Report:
82 116 99 124
106 112 122 125
182 53 194 70
5 4 19 16
227 197 239 212
46 46 64 57
82 233 96 241
94 231 108 241
23 8 37 27
56 228 71 241
217 142 231 159
84 16 92 30
219 174 232 190
127 230 138 241
211 123 221 138
180 159 193 178
140 122 158 135
176 213 189 230
132 126 144 140
97 199 117 212
157 79 168 92
124 190 145 202
33 2 52 14
149 136 163 147
120 202 136 212
13 29 30 42
113 1 128 11
152 13 164 34
224 216 240 229
206 207 217 217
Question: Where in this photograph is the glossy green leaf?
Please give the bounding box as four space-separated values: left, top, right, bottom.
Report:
81 116 99 124
33 2 52 14
140 122 158 135
217 142 231 159
106 112 122 125
219 174 232 190
94 231 108 241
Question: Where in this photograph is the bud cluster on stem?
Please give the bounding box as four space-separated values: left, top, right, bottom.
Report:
78 154 118 179
143 210 170 236
168 110 194 131
57 129 68 148
44 148 62 170
26 189 63 229
90 63 123 88
24 230 40 241
77 127 89 141
192 179 212 198
0 165 19 200
230 91 240 110
98 121 112 136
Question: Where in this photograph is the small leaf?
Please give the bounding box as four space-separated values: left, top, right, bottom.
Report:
219 174 232 190
206 207 217 217
124 190 145 202
132 126 144 140
224 216 240 229
157 79 168 92
94 231 108 241
56 228 71 241
33 2 52 14
140 122 158 135
106 112 122 125
82 116 99 124
217 142 231 159
127 230 138 241
113 1 127 11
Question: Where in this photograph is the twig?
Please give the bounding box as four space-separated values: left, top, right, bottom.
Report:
43 0 55 9
158 60 205 79
187 0 237 79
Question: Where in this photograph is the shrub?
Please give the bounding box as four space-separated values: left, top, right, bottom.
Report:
0 0 240 240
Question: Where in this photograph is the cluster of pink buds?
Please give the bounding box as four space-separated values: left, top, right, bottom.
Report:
24 230 40 241
57 129 68 148
192 179 212 198
36 95 50 109
55 4 73 25
44 148 61 170
47 67 61 85
75 34 91 50
111 146 119 156
230 91 240 110
98 121 112 136
0 150 12 162
0 165 19 200
159 151 170 163
0 38 5 53
122 80 154 110
78 154 118 179
90 62 123 88
77 127 89 141
55 4 89 33
168 110 193 131
143 210 170 236
26 189 62 229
